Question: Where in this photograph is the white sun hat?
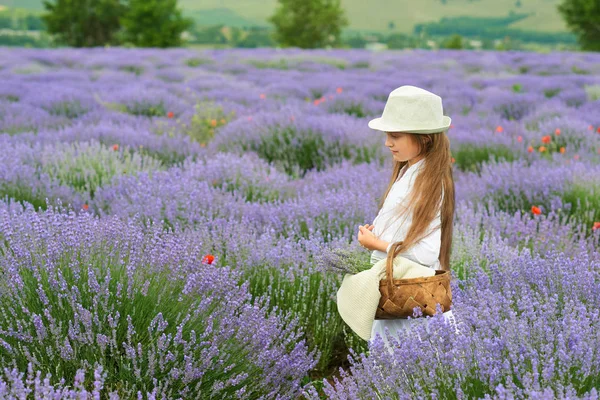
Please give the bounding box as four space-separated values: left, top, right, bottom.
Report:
368 85 451 134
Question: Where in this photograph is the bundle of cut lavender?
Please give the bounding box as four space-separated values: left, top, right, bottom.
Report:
315 247 373 275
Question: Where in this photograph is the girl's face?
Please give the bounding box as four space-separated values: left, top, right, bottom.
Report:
384 131 422 164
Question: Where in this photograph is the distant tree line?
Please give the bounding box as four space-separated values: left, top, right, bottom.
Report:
266 0 596 50
1 0 597 50
0 12 45 30
0 9 50 47
189 25 275 48
186 24 575 51
41 0 192 47
414 14 577 45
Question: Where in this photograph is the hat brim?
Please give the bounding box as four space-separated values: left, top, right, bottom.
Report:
368 116 452 134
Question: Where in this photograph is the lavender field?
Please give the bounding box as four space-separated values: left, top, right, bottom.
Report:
0 46 599 399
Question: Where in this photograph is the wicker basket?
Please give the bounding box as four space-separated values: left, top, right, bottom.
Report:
375 256 452 320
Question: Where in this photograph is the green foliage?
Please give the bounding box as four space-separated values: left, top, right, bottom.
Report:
211 177 283 203
0 243 262 397
482 182 599 237
245 56 347 71
41 0 192 48
233 125 379 178
0 8 45 30
416 13 531 34
0 183 51 211
544 88 562 98
119 0 193 48
584 85 600 101
235 27 276 48
441 34 463 49
0 94 19 102
189 24 276 48
561 183 600 232
269 0 349 49
125 101 166 117
185 57 212 67
119 64 144 75
247 58 291 70
45 100 88 119
0 32 52 47
188 24 228 45
452 144 517 174
244 265 344 372
181 102 232 145
344 34 368 48
42 0 124 47
154 100 234 146
326 99 369 118
557 0 600 51
385 32 419 49
42 141 164 198
414 14 577 45
184 7 255 28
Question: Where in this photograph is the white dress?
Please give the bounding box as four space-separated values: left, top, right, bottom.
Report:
368 158 459 352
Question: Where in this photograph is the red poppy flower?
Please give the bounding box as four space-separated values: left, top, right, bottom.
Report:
517 136 523 143
527 146 534 153
541 135 551 144
202 254 215 264
495 126 503 133
597 127 600 134
112 144 119 151
336 87 343 94
593 222 600 231
531 206 542 215
82 204 89 211
167 111 174 118
555 128 561 135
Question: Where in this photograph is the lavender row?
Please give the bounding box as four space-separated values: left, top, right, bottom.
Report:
304 242 600 398
0 202 317 398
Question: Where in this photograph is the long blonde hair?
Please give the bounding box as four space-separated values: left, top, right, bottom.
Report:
379 131 455 272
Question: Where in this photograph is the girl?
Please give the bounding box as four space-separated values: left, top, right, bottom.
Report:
356 85 458 351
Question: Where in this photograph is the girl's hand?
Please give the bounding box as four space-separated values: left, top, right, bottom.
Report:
357 224 376 250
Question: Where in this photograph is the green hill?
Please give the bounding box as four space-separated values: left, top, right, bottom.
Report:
185 7 265 28
0 0 568 33
0 0 43 11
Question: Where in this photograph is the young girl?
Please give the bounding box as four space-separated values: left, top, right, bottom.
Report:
357 85 458 350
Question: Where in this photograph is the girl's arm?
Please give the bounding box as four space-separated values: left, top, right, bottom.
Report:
373 239 392 253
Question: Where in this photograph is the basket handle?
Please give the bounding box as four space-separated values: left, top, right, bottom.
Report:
386 241 403 295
